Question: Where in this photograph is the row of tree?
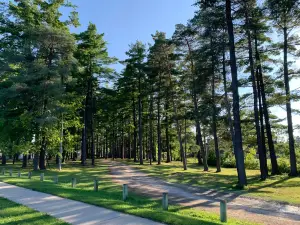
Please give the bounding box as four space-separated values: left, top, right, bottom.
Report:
0 0 299 188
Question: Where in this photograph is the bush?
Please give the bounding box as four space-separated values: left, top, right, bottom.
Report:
277 158 290 174
222 155 236 168
244 158 260 170
207 146 297 173
244 148 259 170
207 149 217 166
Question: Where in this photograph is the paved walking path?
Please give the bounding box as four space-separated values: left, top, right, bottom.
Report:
108 160 300 225
0 182 163 225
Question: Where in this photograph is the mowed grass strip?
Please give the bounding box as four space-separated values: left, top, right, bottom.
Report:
0 197 68 225
117 159 300 205
0 160 257 225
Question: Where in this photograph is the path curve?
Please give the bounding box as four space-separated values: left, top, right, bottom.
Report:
108 160 300 225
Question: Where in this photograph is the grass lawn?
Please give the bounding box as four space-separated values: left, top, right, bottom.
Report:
0 197 68 225
117 159 300 205
0 160 257 225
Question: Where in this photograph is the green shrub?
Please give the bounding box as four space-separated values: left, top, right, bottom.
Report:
207 149 217 166
244 158 259 170
222 155 236 168
277 158 290 174
244 148 260 170
214 146 297 173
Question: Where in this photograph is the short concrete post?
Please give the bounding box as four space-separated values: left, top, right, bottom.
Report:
40 173 44 181
162 192 168 210
1 168 5 175
123 184 128 201
18 171 21 178
28 171 32 179
220 199 227 223
53 175 58 184
94 179 99 192
9 169 12 177
72 178 76 188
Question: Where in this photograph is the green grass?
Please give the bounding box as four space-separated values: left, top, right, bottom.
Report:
0 160 257 225
117 159 300 205
0 197 68 225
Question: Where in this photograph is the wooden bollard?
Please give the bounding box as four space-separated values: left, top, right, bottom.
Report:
220 199 227 223
94 179 99 192
28 171 32 179
162 192 168 210
53 175 58 184
18 171 21 178
9 169 12 177
72 178 76 188
123 184 128 201
1 168 5 175
40 173 44 181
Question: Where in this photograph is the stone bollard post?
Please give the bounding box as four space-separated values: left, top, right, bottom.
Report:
40 173 44 181
53 175 58 184
123 184 128 201
9 169 12 177
220 199 227 223
162 192 168 211
18 171 21 178
72 178 77 188
28 171 32 179
94 179 99 192
1 168 5 175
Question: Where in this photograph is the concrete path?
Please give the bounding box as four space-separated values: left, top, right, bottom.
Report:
108 161 300 225
0 182 163 225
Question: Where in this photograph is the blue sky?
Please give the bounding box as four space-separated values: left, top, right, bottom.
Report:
69 0 196 72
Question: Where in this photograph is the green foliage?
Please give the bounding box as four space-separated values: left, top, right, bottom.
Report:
244 149 260 170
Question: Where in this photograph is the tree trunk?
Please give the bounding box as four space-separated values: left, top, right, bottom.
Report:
128 128 131 159
62 149 66 163
185 38 207 171
226 0 247 187
222 38 235 154
81 88 88 166
22 154 27 168
96 135 99 158
91 130 95 166
256 68 268 178
112 126 116 160
165 101 171 163
283 27 297 176
33 153 39 171
132 95 137 162
167 75 187 170
254 31 279 175
122 123 125 159
145 128 148 160
157 78 162 165
138 74 143 165
1 155 6 165
245 8 267 180
90 80 95 166
39 136 46 170
105 131 108 159
149 93 154 165
212 69 221 172
184 117 187 164
211 36 221 173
